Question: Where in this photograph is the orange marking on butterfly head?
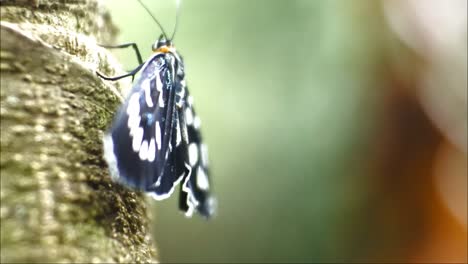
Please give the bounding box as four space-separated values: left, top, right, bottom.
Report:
154 46 175 53
156 46 170 53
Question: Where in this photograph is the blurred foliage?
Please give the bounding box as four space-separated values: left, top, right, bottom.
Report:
105 0 466 263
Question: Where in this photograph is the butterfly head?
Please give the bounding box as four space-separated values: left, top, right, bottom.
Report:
152 34 175 53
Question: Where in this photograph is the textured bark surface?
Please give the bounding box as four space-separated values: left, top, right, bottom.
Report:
0 1 158 263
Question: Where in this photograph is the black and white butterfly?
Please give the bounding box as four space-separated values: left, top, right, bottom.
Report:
99 0 215 218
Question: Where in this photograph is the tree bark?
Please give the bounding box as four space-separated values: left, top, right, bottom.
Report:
0 1 158 262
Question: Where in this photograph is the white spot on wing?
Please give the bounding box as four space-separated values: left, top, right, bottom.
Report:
147 138 156 162
132 127 144 152
185 107 193 125
139 140 149 160
142 79 153 107
187 95 194 106
127 93 142 140
181 118 189 143
176 120 182 146
126 93 140 116
127 115 141 135
155 72 162 92
196 167 210 191
193 116 201 129
188 143 199 166
155 121 162 150
103 135 119 180
206 196 217 217
158 90 165 107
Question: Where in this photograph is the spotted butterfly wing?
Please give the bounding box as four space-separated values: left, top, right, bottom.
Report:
103 49 215 218
178 88 215 217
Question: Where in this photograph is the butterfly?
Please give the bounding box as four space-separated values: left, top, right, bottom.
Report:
99 0 215 218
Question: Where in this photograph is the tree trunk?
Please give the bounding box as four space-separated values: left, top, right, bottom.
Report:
0 1 158 262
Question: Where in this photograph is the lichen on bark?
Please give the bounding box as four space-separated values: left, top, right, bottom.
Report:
0 1 158 263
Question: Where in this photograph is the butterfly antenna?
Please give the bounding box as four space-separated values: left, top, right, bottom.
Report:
170 0 182 41
136 0 169 40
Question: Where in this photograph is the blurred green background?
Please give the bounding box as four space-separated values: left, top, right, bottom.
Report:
106 0 467 263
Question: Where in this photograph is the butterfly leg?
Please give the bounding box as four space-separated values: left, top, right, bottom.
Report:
99 42 143 65
96 62 145 82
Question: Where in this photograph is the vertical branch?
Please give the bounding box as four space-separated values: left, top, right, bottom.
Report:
0 1 158 262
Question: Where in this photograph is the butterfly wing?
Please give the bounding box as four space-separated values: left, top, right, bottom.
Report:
103 53 180 196
177 87 216 218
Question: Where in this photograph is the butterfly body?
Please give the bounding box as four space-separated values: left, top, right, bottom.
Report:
103 36 215 218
